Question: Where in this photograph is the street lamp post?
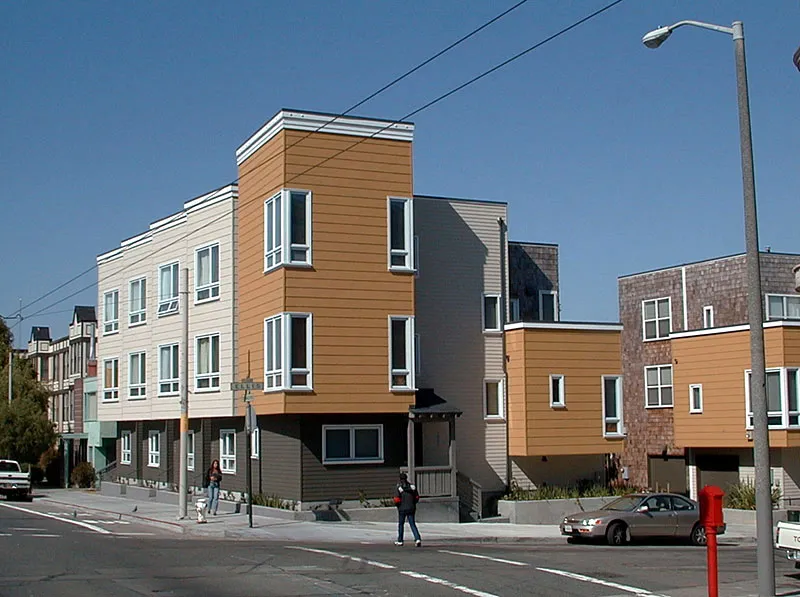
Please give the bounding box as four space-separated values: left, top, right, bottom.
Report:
643 20 774 597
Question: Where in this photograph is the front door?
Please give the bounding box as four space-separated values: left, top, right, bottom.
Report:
636 495 677 538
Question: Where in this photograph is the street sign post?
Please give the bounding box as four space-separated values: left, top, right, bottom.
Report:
231 377 262 529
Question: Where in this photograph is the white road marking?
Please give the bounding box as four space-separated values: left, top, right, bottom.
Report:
0 533 11 537
439 550 529 567
536 566 664 596
29 534 61 538
287 546 396 570
115 532 155 536
10 527 46 531
399 570 501 597
0 503 111 535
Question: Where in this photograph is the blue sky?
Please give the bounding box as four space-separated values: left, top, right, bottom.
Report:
2 1 799 345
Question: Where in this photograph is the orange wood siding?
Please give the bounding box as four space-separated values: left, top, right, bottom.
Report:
506 327 623 456
672 327 792 449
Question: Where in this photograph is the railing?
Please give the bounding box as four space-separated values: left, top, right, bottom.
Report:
95 460 117 489
457 471 483 519
401 466 454 497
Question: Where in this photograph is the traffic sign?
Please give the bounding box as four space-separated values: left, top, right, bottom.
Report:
231 379 264 392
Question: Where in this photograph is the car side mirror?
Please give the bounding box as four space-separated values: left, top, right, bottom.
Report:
637 505 649 513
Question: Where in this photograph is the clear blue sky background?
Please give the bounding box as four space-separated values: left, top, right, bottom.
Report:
2 1 798 345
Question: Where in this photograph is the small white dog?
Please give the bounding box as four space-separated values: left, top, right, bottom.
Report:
195 497 208 523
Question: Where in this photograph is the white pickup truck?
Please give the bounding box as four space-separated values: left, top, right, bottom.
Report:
0 460 32 501
776 521 800 564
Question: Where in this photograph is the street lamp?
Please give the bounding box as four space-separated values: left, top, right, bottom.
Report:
793 45 800 72
643 20 774 597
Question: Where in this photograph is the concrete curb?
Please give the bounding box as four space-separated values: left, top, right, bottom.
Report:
40 498 187 534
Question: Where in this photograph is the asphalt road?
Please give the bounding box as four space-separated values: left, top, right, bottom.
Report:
1 501 798 597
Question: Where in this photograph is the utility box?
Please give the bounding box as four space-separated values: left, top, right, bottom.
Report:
699 485 725 529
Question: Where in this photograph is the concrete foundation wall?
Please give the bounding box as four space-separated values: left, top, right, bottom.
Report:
498 496 617 524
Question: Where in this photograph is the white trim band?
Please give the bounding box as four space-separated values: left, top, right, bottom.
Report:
504 322 622 332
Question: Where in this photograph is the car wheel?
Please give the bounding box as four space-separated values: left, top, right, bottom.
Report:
606 522 628 546
690 524 707 546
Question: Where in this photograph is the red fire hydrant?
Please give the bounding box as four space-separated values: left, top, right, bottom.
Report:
698 485 725 597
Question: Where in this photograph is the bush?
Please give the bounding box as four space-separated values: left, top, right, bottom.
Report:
724 481 781 510
502 479 644 501
70 462 96 488
252 493 296 510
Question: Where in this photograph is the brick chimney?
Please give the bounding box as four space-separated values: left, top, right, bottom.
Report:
87 359 97 377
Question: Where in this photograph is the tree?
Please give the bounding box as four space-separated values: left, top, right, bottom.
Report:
0 319 57 464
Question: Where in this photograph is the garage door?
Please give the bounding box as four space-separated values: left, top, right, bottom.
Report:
648 456 687 495
696 454 740 493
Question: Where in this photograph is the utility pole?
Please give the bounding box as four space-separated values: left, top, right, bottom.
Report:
178 268 189 520
2 304 23 404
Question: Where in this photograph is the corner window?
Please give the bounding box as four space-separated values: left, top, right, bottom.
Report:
264 313 313 391
196 243 220 303
539 290 558 322
550 374 565 408
766 294 800 320
264 189 312 272
689 384 703 414
158 262 180 316
745 368 793 428
220 429 236 473
322 425 383 464
196 334 220 391
642 297 671 340
148 431 160 467
129 352 146 399
129 278 147 326
645 365 673 408
187 431 195 471
121 431 132 465
388 197 414 271
103 290 119 334
703 306 714 329
483 295 501 332
389 316 415 391
158 343 179 396
602 375 623 436
102 358 119 402
485 380 504 419
251 427 260 460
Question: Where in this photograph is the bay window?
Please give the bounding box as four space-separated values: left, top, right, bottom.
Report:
264 313 312 391
264 189 312 272
388 197 414 271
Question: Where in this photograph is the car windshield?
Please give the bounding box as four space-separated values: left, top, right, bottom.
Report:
0 462 21 473
601 495 643 511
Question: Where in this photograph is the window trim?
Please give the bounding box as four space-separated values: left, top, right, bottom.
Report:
128 351 147 400
702 305 714 329
645 364 674 409
195 333 221 393
322 424 384 465
766 293 800 321
187 430 195 471
103 289 120 335
744 367 798 429
121 431 132 465
538 290 559 322
220 429 236 474
264 189 313 273
157 260 180 316
483 294 502 333
602 375 624 437
102 357 119 402
642 297 672 341
148 430 160 468
549 374 566 408
689 383 704 414
157 343 179 397
263 313 314 392
195 242 221 304
387 197 415 272
251 427 260 460
389 315 416 391
128 277 147 327
484 378 505 420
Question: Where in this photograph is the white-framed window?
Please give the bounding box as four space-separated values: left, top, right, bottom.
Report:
195 243 220 303
251 427 260 460
220 429 236 473
129 278 147 326
510 298 521 323
549 374 565 408
148 430 160 467
389 316 415 391
766 294 800 320
158 343 179 396
195 334 220 391
158 261 179 315
642 297 671 340
645 365 673 408
703 305 714 329
187 430 195 471
689 384 703 414
791 369 800 427
128 352 146 399
322 425 384 464
102 358 119 402
264 189 312 272
484 379 504 419
539 290 558 322
264 313 313 391
602 375 624 436
414 333 421 377
121 431 132 465
483 295 501 332
744 368 798 428
388 197 414 271
103 290 119 334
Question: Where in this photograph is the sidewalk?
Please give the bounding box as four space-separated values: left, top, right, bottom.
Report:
33 488 758 546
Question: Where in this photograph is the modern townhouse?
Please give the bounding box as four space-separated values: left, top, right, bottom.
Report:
96 184 237 490
618 251 800 504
